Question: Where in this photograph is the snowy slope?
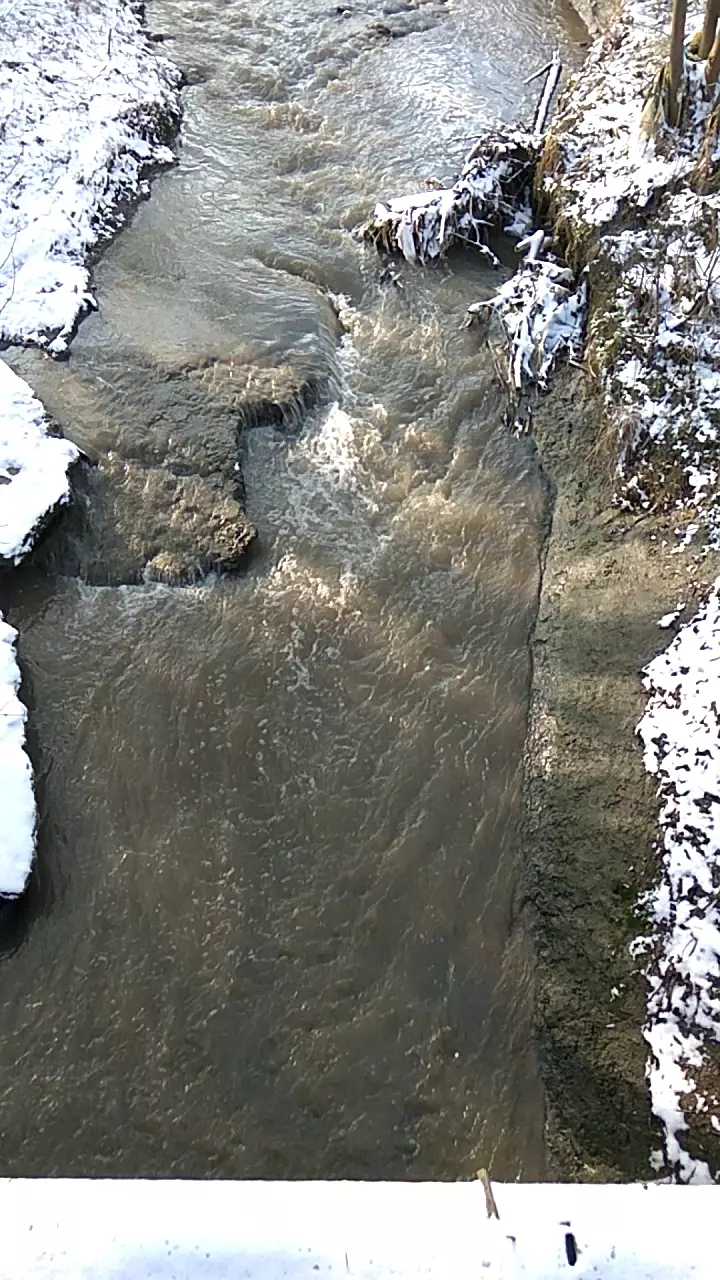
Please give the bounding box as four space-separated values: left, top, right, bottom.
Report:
535 0 720 1180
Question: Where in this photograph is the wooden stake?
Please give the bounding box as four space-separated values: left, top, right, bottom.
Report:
699 0 720 59
477 1168 500 1220
669 0 688 124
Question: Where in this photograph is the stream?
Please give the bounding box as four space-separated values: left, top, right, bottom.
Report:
0 0 588 1177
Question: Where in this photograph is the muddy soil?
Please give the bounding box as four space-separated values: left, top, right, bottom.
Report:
524 368 720 1179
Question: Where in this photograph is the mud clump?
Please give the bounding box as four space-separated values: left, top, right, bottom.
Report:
96 458 257 584
9 346 325 585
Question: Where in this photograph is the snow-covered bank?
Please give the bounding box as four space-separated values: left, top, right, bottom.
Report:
0 1178 717 1279
0 617 35 897
0 362 78 895
0 361 79 566
0 363 77 895
540 1 720 541
0 0 180 355
0 0 181 896
637 590 720 1184
535 1 720 1179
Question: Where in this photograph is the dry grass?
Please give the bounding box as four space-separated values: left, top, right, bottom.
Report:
538 131 562 178
693 101 720 190
639 63 687 138
588 404 639 479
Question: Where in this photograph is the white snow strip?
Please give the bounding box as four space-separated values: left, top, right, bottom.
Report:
0 359 79 563
658 604 684 628
0 615 35 897
637 584 720 1183
0 1179 718 1279
0 0 181 355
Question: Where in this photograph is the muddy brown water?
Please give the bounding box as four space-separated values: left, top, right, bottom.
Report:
0 0 588 1177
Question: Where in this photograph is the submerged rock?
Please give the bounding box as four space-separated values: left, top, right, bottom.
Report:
97 457 257 584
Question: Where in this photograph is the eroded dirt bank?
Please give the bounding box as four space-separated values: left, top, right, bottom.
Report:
524 372 720 1178
515 0 720 1182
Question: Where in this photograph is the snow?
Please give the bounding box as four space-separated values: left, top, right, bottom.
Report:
0 0 181 896
468 252 587 393
658 605 684 628
542 4 714 229
0 0 180 355
543 3 720 540
0 616 36 897
637 587 720 1183
0 360 79 564
364 130 535 267
0 1178 718 1279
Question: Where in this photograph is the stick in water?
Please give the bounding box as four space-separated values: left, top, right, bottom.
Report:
524 58 554 85
533 51 562 136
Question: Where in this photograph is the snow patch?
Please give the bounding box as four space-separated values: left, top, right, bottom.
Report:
0 359 79 563
363 130 536 266
638 584 720 1182
468 251 587 393
542 4 715 229
0 616 36 897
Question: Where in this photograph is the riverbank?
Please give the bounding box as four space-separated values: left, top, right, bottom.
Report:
524 0 720 1180
525 369 720 1180
0 0 181 894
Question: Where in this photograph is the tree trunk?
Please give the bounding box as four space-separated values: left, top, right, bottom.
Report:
700 0 720 60
708 26 720 84
669 0 687 124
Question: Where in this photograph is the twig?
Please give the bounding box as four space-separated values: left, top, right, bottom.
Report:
533 51 562 136
0 233 18 320
525 58 554 85
477 1168 500 1220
